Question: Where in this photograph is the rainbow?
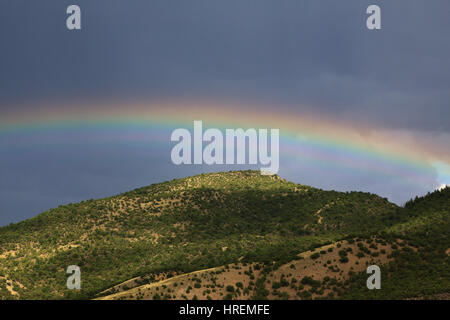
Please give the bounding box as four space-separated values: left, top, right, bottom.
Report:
1 99 448 190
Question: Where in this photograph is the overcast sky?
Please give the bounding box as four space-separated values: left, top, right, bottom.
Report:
0 1 449 225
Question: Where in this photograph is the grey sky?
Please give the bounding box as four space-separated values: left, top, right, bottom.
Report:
0 1 449 225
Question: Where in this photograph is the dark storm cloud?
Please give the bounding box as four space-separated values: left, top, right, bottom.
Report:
1 0 449 131
0 1 449 225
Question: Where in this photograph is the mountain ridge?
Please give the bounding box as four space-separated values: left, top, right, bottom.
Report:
0 170 448 299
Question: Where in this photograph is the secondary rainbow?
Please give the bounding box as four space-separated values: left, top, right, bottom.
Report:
0 100 447 188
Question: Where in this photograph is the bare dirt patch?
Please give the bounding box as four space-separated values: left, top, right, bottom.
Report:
98 237 401 300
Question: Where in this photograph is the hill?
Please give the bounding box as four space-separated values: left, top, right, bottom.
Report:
0 171 448 299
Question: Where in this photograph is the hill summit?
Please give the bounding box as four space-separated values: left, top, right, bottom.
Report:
0 171 448 299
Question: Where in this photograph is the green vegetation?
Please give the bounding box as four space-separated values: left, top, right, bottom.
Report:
342 187 450 299
0 170 448 300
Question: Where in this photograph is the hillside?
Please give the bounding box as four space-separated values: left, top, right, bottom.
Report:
0 171 448 300
97 238 402 300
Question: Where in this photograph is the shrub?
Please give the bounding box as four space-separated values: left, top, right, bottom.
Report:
310 253 320 260
223 293 233 300
153 293 161 300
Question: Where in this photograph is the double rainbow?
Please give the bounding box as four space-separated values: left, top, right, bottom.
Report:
1 99 448 190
